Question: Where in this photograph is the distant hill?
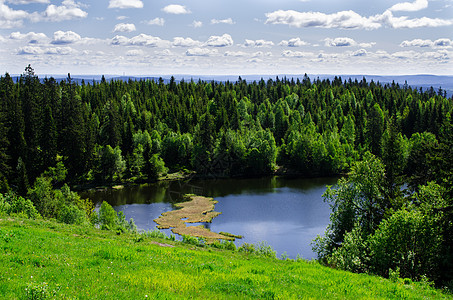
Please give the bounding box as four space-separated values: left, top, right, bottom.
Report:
9 74 452 97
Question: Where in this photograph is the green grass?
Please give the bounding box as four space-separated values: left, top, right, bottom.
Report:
0 217 450 299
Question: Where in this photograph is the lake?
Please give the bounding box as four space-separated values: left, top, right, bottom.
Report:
79 176 338 259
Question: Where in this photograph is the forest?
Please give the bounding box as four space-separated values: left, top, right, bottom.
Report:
0 66 452 288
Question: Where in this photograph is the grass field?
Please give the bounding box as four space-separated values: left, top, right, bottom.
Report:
0 217 450 299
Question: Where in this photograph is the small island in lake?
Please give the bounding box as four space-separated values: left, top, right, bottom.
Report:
154 194 238 242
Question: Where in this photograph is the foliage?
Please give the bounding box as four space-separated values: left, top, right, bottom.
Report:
1 72 450 188
97 201 136 233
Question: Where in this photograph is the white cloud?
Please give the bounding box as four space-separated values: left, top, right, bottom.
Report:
324 37 375 48
155 49 172 56
113 23 136 32
9 31 48 43
224 51 247 57
265 10 382 30
377 10 453 28
211 18 235 25
243 39 274 47
265 9 453 30
162 4 190 15
279 37 308 47
191 20 202 28
281 50 311 57
351 49 367 56
126 49 144 56
206 34 233 47
400 38 453 48
389 0 428 12
40 0 88 22
252 51 272 57
45 46 75 55
16 45 75 55
0 2 29 28
186 47 218 56
6 0 49 4
400 38 433 47
51 30 81 44
108 0 143 9
111 34 170 47
172 37 202 47
325 37 356 47
117 16 128 20
145 17 164 26
17 46 43 55
434 38 453 48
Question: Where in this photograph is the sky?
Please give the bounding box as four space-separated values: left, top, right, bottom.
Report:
0 0 452 76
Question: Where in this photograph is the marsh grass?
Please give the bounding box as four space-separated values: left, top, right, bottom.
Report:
154 194 235 242
0 217 450 299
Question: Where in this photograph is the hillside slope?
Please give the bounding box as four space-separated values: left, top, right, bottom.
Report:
0 218 449 299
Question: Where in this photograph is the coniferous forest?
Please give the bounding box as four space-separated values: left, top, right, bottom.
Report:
0 67 452 288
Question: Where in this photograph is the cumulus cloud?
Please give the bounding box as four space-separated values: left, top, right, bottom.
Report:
211 18 235 25
252 51 272 57
51 30 81 44
325 37 375 48
108 0 143 9
39 0 88 22
0 2 29 28
351 49 367 56
111 34 170 47
265 9 453 30
117 16 128 20
279 37 308 47
243 39 274 47
45 46 75 55
145 17 164 26
17 45 75 55
162 4 190 14
325 37 356 47
265 10 382 30
400 38 453 48
186 47 218 56
281 50 311 57
206 34 233 47
224 51 247 57
377 10 453 28
113 23 136 32
172 37 202 47
9 31 48 43
389 0 428 12
191 20 202 28
126 49 144 56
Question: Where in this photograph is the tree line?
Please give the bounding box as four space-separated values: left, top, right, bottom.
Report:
0 67 450 193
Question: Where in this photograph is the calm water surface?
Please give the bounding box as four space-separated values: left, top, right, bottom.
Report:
80 176 338 259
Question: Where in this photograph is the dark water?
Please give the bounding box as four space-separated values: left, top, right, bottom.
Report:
79 176 338 259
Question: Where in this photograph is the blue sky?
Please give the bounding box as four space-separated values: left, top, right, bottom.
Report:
0 0 452 76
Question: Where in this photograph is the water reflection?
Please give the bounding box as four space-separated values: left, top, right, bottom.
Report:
80 176 338 259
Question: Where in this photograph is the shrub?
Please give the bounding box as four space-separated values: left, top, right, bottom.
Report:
0 193 40 219
368 206 442 281
98 201 117 230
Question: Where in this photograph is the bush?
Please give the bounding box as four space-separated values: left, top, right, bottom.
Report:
0 193 40 219
98 201 117 230
368 206 442 281
96 201 137 233
328 225 369 273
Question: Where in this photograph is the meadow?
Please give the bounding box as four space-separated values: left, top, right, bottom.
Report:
0 217 449 299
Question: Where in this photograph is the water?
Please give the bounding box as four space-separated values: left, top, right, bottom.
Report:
80 176 338 259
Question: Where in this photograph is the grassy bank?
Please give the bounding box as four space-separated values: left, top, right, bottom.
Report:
0 217 449 299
